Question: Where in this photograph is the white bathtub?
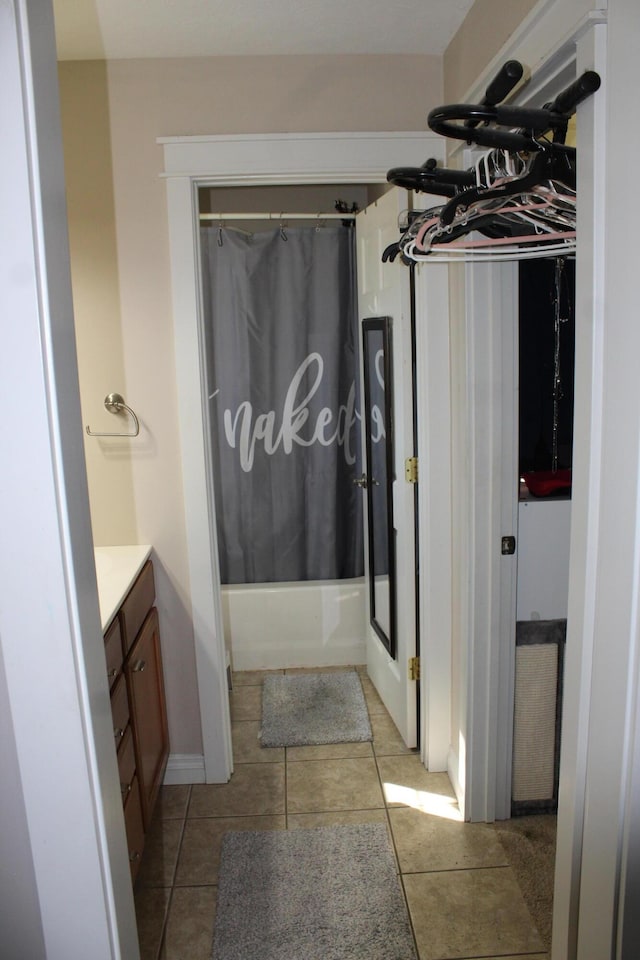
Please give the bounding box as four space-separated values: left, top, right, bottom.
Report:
221 578 367 671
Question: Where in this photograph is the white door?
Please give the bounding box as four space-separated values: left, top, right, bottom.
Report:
1 0 139 955
356 187 417 747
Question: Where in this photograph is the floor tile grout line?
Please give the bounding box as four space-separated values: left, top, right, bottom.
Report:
439 953 545 960
286 804 386 817
370 723 422 960
169 796 191 890
171 880 220 889
149 784 192 960
144 816 188 960
282 750 375 763
183 810 286 821
153 885 174 960
400 863 513 877
284 745 289 829
181 782 194 820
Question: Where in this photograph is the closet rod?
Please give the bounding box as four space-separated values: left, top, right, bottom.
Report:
199 212 356 221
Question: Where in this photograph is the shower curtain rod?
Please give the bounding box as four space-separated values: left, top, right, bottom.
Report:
199 211 356 222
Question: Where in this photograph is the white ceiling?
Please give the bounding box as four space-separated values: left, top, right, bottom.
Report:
53 0 475 61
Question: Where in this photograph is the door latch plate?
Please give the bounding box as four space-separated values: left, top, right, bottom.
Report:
501 535 516 555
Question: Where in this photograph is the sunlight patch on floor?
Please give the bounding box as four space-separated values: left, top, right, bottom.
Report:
383 782 463 821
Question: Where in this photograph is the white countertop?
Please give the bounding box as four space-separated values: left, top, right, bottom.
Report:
94 544 152 632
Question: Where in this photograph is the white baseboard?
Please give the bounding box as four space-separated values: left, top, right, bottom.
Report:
164 753 206 785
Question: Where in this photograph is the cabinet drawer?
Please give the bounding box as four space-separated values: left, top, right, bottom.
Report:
123 775 145 883
118 725 136 804
111 673 129 749
104 617 123 688
120 561 155 653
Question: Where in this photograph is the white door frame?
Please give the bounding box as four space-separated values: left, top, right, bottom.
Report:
448 0 640 956
160 131 448 780
454 0 640 960
1 0 139 955
457 259 519 822
447 0 607 824
413 263 453 772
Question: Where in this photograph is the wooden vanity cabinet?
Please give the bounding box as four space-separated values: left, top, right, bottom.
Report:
103 558 169 880
125 605 169 829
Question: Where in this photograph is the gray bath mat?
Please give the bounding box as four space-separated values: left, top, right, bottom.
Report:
260 671 372 747
212 824 417 960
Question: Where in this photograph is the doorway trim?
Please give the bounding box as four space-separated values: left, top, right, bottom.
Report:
161 131 444 781
447 0 613 955
449 0 607 823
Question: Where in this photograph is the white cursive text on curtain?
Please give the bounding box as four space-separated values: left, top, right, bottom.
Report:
213 352 384 473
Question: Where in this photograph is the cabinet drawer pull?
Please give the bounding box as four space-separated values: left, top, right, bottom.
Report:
113 727 125 741
129 851 141 863
131 659 147 673
107 667 119 680
121 782 132 800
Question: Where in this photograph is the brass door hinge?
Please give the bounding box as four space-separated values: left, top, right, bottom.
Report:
409 656 421 681
405 456 418 484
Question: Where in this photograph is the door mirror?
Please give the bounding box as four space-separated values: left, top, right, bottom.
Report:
362 317 396 658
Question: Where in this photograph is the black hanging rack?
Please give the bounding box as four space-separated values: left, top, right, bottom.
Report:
383 60 601 263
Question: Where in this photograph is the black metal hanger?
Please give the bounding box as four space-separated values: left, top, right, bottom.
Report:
437 144 574 227
387 157 475 196
382 62 601 263
387 65 599 198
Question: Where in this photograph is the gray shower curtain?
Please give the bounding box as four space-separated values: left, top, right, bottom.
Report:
200 225 363 584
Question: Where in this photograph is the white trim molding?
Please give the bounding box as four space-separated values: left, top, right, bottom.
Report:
551 19 607 959
445 4 640 960
159 132 441 182
161 131 443 782
1 1 138 955
459 259 519 824
164 754 206 785
450 2 608 834
165 175 234 784
414 262 453 773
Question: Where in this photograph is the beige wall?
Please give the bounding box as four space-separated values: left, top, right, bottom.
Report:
58 62 137 546
59 53 442 756
443 0 539 101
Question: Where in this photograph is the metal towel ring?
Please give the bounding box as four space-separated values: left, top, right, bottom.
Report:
86 393 140 438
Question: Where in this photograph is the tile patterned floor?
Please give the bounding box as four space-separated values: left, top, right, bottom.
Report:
135 666 549 960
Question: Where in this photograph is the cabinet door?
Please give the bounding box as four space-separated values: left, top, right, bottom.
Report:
126 607 169 828
123 775 145 883
120 561 155 654
104 617 124 689
110 673 130 749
